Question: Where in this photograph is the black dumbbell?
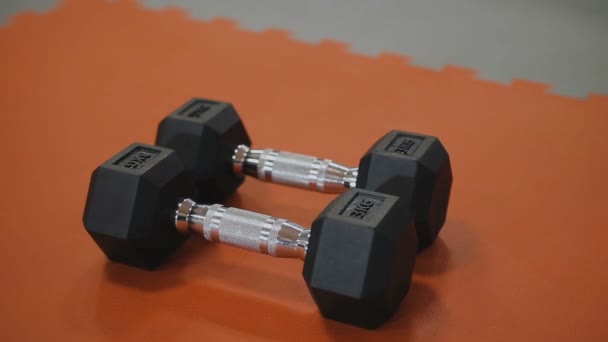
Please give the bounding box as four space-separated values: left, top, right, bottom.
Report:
155 98 452 250
83 143 418 329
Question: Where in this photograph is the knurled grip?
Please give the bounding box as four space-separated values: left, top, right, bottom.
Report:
203 204 283 254
175 199 309 259
235 146 357 193
259 150 323 189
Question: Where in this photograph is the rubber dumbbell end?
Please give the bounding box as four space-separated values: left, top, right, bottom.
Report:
303 188 418 329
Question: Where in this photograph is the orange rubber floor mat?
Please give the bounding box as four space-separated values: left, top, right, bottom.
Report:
0 0 607 341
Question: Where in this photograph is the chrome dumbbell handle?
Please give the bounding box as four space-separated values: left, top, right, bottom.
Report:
232 145 357 193
175 199 309 260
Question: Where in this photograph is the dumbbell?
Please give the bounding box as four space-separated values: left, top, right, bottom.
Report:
155 98 452 250
83 143 418 328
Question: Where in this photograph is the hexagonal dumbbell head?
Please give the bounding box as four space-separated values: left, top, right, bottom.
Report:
155 98 252 203
303 187 417 328
82 143 197 270
356 130 452 251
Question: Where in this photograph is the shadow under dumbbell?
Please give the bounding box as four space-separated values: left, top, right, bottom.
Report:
96 264 439 340
414 238 452 275
414 220 477 275
102 236 222 291
224 191 244 209
95 251 318 340
322 281 441 339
